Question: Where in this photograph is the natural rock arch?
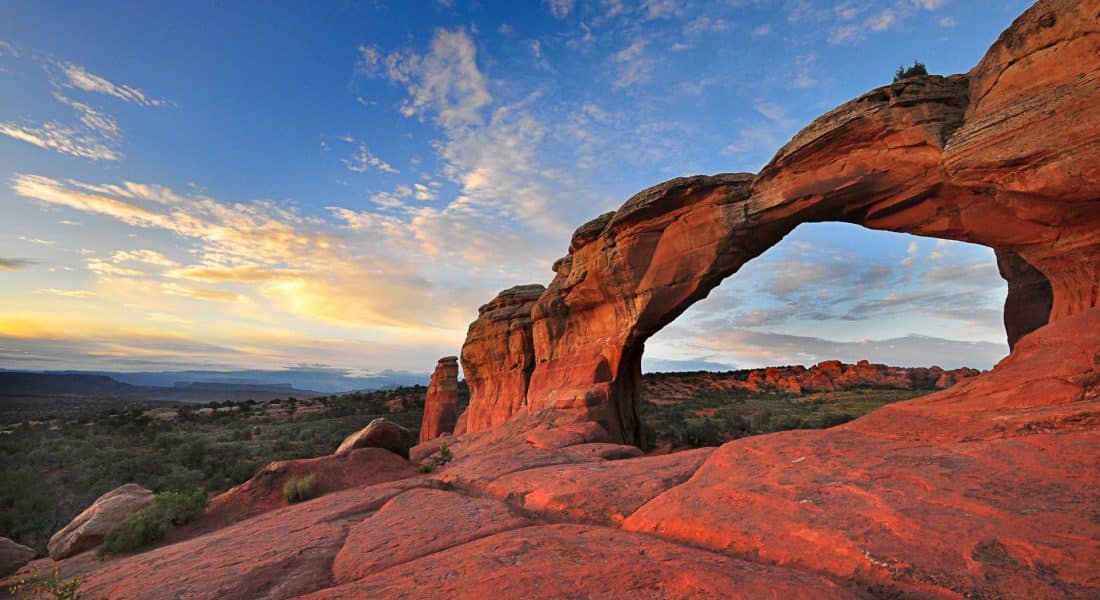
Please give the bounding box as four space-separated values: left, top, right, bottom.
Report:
460 0 1099 445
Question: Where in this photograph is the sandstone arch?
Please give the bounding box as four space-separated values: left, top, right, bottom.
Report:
460 0 1100 445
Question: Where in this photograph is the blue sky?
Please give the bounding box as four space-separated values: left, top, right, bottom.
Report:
0 0 1030 375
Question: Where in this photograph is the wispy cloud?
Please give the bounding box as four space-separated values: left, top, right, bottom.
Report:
544 0 574 19
611 39 654 89
0 120 121 160
37 288 96 298
343 142 399 174
58 62 166 107
828 0 949 45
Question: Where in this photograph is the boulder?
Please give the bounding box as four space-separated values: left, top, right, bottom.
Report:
195 447 420 534
419 356 459 443
47 483 153 560
335 418 414 458
0 537 35 577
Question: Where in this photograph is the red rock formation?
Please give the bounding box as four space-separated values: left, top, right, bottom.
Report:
645 361 979 403
484 448 713 525
306 524 859 600
625 308 1100 598
195 448 418 534
8 4 1096 598
47 483 153 560
419 356 459 443
334 418 414 458
330 488 531 584
458 284 544 433
460 0 1099 445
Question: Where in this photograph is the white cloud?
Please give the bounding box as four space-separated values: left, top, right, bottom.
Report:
112 249 179 267
413 183 436 201
383 29 491 131
684 17 729 35
53 93 121 139
344 142 399 174
939 16 957 27
642 0 678 19
867 9 897 31
0 120 121 160
37 288 96 298
58 62 165 107
545 0 574 19
0 40 20 58
611 40 654 88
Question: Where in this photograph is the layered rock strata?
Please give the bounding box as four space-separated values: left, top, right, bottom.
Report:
419 356 459 443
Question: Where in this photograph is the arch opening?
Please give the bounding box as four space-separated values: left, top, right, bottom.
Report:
643 222 1013 376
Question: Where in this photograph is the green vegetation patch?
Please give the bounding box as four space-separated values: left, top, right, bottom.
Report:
894 60 929 81
642 386 930 449
100 489 208 555
8 567 84 600
282 474 317 503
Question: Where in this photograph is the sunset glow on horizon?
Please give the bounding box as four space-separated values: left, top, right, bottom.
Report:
0 1 1028 375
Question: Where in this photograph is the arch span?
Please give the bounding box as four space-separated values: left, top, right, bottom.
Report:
459 0 1099 445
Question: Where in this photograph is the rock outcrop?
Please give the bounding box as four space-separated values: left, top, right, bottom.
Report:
459 284 544 434
459 0 1100 445
334 418 414 458
625 308 1100 599
194 448 419 534
419 356 458 443
0 537 35 577
47 483 153 560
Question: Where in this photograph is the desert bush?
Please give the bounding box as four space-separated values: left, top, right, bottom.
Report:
434 441 453 465
894 60 928 81
100 489 208 555
282 474 317 503
7 567 83 600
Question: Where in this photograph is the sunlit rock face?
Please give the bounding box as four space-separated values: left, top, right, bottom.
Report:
459 285 545 434
460 0 1100 445
420 356 459 443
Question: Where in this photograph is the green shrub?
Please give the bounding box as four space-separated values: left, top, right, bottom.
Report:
99 489 208 555
8 567 83 600
282 474 317 503
417 463 433 474
894 60 928 81
435 442 453 465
